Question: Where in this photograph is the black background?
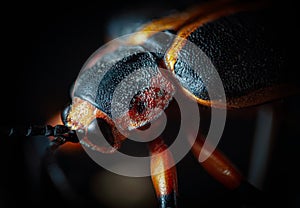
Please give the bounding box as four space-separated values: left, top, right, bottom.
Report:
1 0 299 207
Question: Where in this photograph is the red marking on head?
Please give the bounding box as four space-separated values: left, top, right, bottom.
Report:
127 87 170 129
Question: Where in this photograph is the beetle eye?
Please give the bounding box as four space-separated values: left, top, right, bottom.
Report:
61 105 71 126
86 118 115 147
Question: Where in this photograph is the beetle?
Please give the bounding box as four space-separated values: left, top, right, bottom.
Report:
56 0 300 207
3 0 299 207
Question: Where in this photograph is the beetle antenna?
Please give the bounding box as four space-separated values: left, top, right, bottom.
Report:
1 124 79 145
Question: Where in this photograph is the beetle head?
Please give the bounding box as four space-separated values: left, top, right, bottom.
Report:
61 97 126 153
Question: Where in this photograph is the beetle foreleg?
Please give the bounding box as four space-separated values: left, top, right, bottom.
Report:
148 137 178 208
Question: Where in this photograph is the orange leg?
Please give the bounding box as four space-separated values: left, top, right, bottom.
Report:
148 137 178 208
191 133 263 204
191 134 243 190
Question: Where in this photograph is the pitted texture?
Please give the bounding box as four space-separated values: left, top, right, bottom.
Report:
74 46 174 123
73 45 147 110
174 10 283 100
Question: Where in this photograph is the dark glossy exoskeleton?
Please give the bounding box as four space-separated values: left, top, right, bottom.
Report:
58 0 299 207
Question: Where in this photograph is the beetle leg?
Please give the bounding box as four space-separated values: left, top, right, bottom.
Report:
148 137 178 208
191 134 243 189
190 133 263 204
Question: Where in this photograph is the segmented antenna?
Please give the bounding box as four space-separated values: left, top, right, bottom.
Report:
1 124 79 148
